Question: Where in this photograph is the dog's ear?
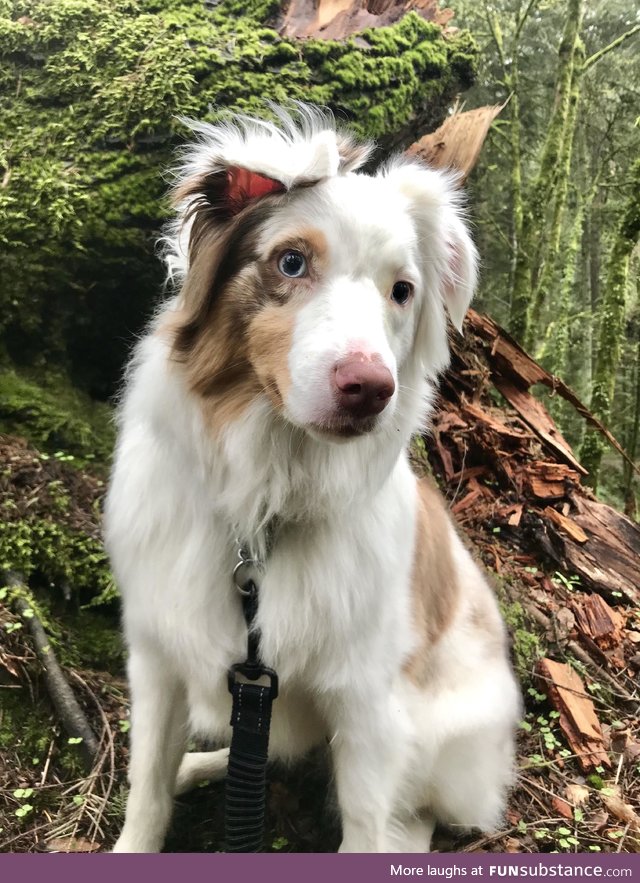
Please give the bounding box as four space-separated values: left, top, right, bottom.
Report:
172 116 346 217
174 164 286 221
441 213 478 333
383 160 478 333
336 132 374 173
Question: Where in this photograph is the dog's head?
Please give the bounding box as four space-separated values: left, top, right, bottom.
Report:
166 105 477 441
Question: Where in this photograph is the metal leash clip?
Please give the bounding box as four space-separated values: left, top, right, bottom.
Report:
232 541 263 596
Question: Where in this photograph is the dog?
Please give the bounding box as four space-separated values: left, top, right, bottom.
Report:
105 104 521 853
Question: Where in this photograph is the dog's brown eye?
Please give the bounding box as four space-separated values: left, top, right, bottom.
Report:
278 250 307 278
391 281 413 306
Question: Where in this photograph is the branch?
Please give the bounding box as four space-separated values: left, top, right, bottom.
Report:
6 573 100 771
514 0 540 42
483 3 508 76
584 23 640 72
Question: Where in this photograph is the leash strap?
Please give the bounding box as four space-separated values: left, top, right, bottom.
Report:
225 579 279 853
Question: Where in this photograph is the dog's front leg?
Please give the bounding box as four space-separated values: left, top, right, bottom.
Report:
327 695 406 853
112 649 188 853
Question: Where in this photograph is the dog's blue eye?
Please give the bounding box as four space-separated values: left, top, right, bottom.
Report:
278 251 307 278
391 281 413 306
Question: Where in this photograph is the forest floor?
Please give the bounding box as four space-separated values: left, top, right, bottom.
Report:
1 314 639 854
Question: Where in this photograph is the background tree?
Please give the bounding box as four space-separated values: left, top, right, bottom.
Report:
454 0 640 506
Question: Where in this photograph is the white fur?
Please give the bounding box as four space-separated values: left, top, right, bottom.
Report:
106 107 520 853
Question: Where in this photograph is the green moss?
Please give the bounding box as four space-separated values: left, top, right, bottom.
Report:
499 595 543 684
0 0 477 399
58 610 124 669
0 516 115 605
0 368 114 463
0 685 86 780
0 687 52 758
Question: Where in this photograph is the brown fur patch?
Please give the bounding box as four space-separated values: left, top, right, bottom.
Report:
403 477 460 685
247 302 298 409
297 227 328 264
168 187 329 435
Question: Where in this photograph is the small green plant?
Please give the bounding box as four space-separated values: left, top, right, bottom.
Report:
552 571 581 592
556 826 579 849
537 714 563 753
13 787 35 819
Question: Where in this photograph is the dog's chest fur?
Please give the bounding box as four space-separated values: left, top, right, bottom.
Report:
107 329 420 748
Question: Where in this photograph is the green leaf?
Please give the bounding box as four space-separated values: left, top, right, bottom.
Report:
15 804 33 818
67 737 83 745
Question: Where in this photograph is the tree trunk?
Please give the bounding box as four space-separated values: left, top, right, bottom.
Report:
622 297 639 517
509 0 584 343
527 41 585 349
580 160 640 487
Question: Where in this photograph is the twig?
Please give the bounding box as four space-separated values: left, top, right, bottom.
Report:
567 641 637 706
616 822 632 853
6 572 99 770
40 737 56 787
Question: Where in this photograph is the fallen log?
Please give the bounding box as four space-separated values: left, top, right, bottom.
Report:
424 311 640 604
466 310 640 478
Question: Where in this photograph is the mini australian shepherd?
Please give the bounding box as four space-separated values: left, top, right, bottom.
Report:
105 104 521 853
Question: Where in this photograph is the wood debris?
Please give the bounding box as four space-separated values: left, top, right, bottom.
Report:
406 103 505 184
536 658 610 772
278 0 453 40
543 506 588 544
572 595 624 649
424 308 640 604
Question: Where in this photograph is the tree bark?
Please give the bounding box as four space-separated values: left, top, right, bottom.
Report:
580 160 640 487
509 0 584 343
527 41 584 348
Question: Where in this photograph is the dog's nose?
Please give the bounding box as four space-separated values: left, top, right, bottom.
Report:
333 353 395 418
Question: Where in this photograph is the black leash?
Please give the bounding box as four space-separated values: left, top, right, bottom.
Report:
225 544 279 853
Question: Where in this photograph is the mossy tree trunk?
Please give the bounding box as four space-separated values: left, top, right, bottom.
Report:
509 0 584 343
580 160 640 487
622 316 640 516
543 191 586 383
482 0 536 299
0 0 477 452
526 41 585 350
